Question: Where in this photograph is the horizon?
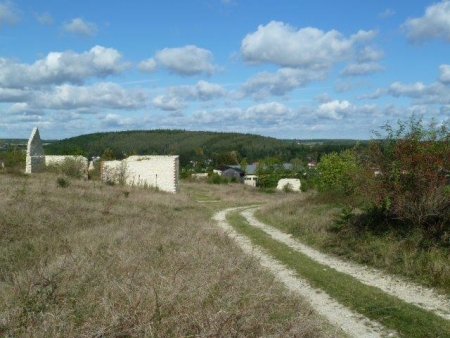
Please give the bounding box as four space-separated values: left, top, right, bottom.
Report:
1 1 450 139
0 128 371 143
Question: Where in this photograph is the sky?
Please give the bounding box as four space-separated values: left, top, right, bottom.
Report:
1 0 450 140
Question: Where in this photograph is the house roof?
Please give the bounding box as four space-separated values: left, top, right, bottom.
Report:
245 164 258 175
222 167 245 177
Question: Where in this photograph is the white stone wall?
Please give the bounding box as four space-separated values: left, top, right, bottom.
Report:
276 178 301 192
191 173 208 180
25 127 46 173
101 155 179 193
25 155 46 174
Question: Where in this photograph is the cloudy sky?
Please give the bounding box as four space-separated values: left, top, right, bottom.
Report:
1 0 450 140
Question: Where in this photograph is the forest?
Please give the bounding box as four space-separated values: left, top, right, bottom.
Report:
40 129 365 168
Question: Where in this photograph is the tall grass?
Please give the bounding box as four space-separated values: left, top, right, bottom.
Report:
0 173 336 337
228 210 450 338
256 194 450 295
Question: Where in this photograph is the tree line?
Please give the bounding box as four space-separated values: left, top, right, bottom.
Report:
42 129 364 168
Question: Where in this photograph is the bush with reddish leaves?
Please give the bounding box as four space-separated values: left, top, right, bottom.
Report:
359 115 450 243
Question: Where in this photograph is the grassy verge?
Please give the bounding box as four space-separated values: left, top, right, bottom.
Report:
0 173 334 337
256 195 450 295
227 210 450 338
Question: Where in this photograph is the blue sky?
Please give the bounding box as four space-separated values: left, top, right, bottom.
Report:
1 0 450 140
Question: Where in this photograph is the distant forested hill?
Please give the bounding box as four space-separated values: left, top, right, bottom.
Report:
44 130 290 165
43 129 365 167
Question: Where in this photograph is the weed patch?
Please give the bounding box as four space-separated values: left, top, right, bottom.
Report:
0 173 335 337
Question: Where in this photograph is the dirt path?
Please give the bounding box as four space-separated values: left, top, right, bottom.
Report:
240 207 450 321
213 207 398 338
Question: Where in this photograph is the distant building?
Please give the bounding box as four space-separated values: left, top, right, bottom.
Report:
244 175 258 187
308 161 317 169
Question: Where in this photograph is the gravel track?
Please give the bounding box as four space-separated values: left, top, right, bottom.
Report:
213 207 398 338
241 207 450 321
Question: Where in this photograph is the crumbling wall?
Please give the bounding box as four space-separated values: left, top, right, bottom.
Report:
25 127 88 177
101 156 179 193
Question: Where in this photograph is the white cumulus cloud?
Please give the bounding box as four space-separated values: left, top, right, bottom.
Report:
439 64 450 83
144 45 217 76
340 62 385 76
0 46 129 88
241 67 326 99
152 80 227 112
0 87 29 102
317 100 352 120
138 58 157 73
152 95 187 111
101 113 135 127
389 82 427 97
31 83 146 110
63 18 98 37
388 79 450 105
403 1 450 43
167 80 227 101
244 102 294 122
240 21 376 69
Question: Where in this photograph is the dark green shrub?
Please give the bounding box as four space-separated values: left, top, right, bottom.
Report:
207 173 229 184
282 183 293 193
47 157 86 179
56 177 70 188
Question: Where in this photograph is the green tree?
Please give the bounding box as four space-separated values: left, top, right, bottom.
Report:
316 150 358 195
240 157 248 172
216 151 239 166
101 148 116 161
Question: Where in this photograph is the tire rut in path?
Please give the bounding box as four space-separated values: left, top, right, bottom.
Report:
213 207 397 338
240 207 450 321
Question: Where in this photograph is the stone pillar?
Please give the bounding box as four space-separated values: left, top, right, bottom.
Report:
25 127 46 173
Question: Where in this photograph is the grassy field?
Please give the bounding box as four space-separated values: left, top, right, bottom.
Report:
0 172 340 337
227 210 450 338
256 194 450 295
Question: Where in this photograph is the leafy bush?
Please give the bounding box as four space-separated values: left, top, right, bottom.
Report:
46 157 86 179
359 115 450 242
56 177 70 188
207 173 229 184
315 150 359 196
3 147 26 167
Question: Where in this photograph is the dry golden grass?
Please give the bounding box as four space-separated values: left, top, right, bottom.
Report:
0 173 336 337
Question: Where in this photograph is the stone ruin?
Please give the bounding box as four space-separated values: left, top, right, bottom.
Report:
25 127 46 174
276 178 301 192
25 127 180 193
25 127 88 178
101 155 180 194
